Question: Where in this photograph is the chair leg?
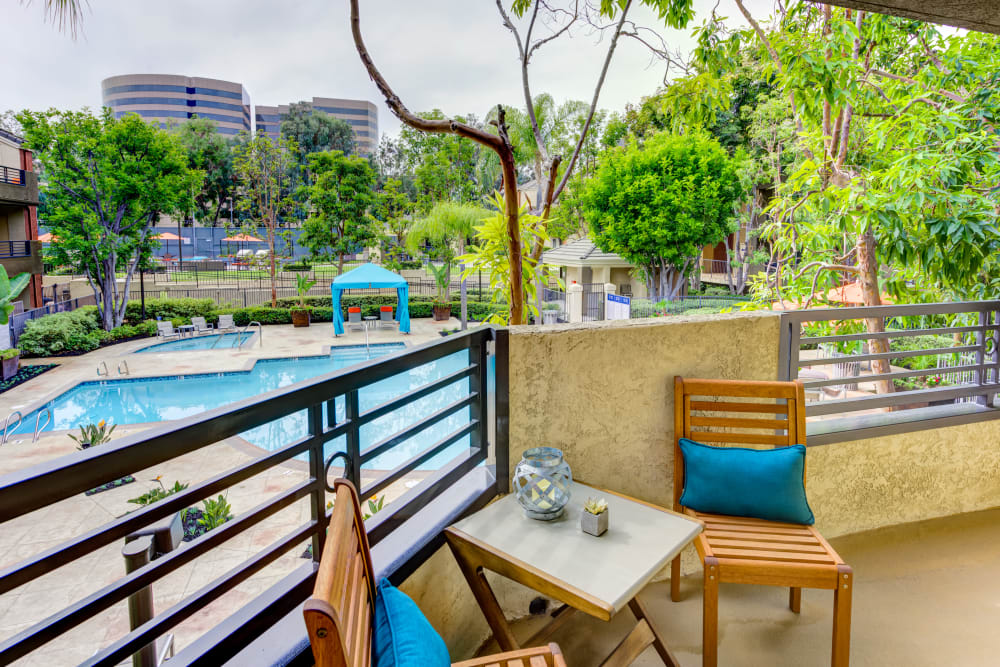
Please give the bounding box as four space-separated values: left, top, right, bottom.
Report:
670 555 682 602
703 557 719 667
789 587 802 613
832 565 853 667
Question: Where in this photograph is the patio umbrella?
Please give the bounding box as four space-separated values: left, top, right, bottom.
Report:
771 281 894 310
154 232 182 260
220 233 264 259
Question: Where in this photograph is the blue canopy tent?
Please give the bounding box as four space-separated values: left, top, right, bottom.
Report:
331 263 411 335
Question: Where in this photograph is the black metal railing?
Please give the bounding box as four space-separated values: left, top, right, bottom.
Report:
0 327 507 665
628 294 749 318
0 240 31 259
778 301 1000 444
0 166 25 186
582 283 605 321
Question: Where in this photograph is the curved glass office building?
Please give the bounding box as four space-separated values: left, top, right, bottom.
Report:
101 74 251 136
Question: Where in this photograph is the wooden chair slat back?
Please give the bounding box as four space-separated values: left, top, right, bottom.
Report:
673 377 807 510
304 479 377 667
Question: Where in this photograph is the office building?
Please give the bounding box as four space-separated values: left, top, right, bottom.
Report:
101 74 251 135
255 97 378 155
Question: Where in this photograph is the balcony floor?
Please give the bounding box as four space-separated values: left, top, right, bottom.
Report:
487 507 1000 666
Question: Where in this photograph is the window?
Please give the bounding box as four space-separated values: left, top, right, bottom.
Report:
103 84 187 96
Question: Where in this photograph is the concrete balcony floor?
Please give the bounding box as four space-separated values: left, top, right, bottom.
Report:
484 507 1000 666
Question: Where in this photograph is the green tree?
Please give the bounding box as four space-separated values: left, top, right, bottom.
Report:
302 150 378 273
18 109 200 329
173 116 235 225
373 178 414 268
579 132 740 301
407 202 488 299
233 133 297 307
280 102 356 157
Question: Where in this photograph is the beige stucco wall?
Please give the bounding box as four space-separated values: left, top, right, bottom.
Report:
403 312 1000 658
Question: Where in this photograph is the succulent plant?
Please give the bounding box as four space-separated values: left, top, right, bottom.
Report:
583 497 608 515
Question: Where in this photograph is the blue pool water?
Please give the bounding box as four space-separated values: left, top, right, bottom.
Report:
134 331 255 353
17 343 477 471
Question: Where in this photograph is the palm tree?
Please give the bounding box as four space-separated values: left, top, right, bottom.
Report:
406 202 489 300
24 0 86 36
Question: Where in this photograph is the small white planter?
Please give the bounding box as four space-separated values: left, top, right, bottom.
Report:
581 508 608 537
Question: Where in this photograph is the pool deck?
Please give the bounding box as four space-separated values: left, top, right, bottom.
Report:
0 317 463 665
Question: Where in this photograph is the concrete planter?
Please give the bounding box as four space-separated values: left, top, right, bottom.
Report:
581 508 608 537
1 353 20 381
542 311 559 325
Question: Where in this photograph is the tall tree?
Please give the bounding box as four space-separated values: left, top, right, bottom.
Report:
233 133 297 307
350 0 695 324
281 102 356 157
579 132 740 301
302 150 378 273
17 109 200 329
407 202 488 299
373 178 415 268
173 116 235 225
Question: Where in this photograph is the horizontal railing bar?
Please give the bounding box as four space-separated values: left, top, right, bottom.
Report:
358 364 476 426
360 393 477 464
806 383 1000 416
0 327 494 520
802 324 1000 344
366 448 488 545
0 480 314 664
780 301 1000 323
361 421 478 501
800 345 979 367
83 520 318 667
801 364 992 389
0 436 314 595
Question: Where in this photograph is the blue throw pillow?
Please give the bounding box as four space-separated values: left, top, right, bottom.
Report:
373 578 450 667
678 438 815 525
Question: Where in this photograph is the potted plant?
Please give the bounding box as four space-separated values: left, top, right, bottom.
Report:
581 497 609 537
428 264 452 321
0 348 20 381
541 302 560 325
291 274 316 327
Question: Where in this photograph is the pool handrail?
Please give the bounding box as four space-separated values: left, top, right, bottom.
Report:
2 411 22 444
32 408 51 443
237 321 262 349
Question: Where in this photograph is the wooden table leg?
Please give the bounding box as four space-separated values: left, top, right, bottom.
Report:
629 597 681 667
449 544 520 651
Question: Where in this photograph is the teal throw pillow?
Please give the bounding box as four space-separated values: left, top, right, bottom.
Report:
678 438 815 525
373 578 450 667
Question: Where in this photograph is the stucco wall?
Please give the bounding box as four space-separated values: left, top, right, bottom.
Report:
403 313 1000 658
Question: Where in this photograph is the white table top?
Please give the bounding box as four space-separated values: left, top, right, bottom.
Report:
449 481 702 614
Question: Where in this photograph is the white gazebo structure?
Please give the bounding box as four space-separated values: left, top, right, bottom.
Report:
541 238 646 298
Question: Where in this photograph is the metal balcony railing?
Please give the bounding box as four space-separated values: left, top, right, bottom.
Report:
0 240 32 259
778 301 1000 444
0 166 26 186
0 327 508 665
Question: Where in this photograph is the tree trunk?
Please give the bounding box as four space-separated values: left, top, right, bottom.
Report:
338 252 344 275
856 228 894 396
270 233 277 308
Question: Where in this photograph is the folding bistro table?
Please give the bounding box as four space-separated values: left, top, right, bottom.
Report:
445 481 703 666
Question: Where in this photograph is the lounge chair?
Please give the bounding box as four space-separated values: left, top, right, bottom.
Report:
216 314 235 332
379 305 397 329
347 307 364 332
156 322 179 339
671 377 852 667
191 316 213 335
304 479 567 667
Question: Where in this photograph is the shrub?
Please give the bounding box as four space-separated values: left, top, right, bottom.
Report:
106 321 158 341
124 298 215 325
232 307 292 326
19 309 102 356
0 348 19 360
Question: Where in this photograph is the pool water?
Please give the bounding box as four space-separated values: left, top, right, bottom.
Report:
18 343 477 471
135 331 255 353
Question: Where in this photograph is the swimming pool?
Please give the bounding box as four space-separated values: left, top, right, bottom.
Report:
134 331 255 353
17 343 477 471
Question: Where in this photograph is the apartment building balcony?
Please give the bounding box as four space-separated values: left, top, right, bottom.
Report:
0 166 39 207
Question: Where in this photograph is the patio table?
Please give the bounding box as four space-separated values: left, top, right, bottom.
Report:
176 324 196 338
445 481 702 666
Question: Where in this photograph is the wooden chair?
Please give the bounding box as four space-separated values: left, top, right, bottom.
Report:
304 479 568 667
670 377 852 667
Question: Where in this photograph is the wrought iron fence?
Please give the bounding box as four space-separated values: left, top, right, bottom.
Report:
0 327 506 665
582 283 605 321
9 294 98 345
540 287 567 323
778 301 1000 444
628 294 749 319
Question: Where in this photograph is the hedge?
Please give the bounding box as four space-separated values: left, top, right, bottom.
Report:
124 298 216 325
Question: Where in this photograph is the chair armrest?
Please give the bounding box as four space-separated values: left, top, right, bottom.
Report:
451 643 566 667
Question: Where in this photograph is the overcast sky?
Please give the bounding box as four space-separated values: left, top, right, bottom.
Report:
6 0 773 139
